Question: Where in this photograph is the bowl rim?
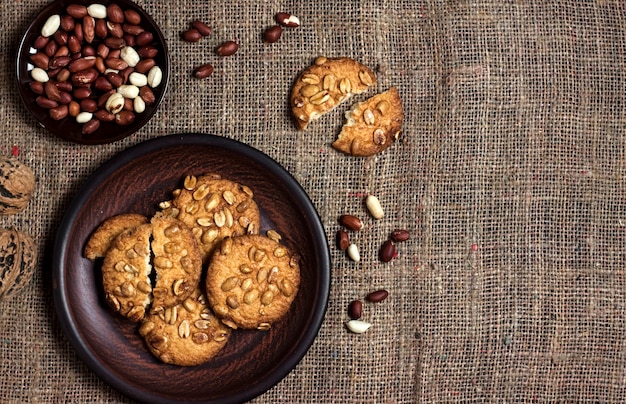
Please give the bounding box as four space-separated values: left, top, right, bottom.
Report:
15 0 171 145
52 133 332 403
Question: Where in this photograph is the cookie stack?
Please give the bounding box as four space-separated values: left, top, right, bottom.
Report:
84 173 301 366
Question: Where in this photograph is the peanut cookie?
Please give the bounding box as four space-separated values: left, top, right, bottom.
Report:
84 213 148 260
165 173 261 264
101 223 153 322
291 56 377 131
139 288 231 366
150 215 203 313
332 87 403 156
206 234 300 330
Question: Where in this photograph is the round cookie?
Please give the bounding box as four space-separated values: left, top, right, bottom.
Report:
332 87 403 156
84 213 148 260
206 234 300 330
167 173 261 264
139 288 231 366
101 223 153 322
150 214 203 313
291 56 377 131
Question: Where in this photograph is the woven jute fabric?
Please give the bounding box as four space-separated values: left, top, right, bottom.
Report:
2 0 626 402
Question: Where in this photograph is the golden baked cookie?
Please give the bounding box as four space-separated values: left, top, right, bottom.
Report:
84 213 148 260
206 234 300 330
332 87 403 156
139 288 231 366
101 223 153 322
150 214 203 313
291 56 377 130
166 173 261 264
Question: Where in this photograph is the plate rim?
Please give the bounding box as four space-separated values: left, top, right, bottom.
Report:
52 133 331 403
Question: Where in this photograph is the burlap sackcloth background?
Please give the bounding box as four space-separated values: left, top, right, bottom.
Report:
1 0 626 402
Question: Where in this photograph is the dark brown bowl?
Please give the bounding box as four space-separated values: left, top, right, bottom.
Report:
16 0 170 145
52 134 331 403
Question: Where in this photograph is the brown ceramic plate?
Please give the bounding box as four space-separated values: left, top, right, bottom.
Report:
52 134 330 403
15 0 170 144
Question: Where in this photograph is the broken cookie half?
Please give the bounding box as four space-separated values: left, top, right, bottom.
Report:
332 87 403 157
83 213 149 261
291 56 377 130
85 213 203 323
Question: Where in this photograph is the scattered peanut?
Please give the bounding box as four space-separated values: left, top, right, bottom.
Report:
339 214 362 231
346 319 371 334
365 194 384 219
379 239 396 262
216 41 238 56
390 229 410 242
336 229 350 251
263 25 282 43
193 63 214 79
347 243 360 262
191 20 211 36
181 29 202 42
348 300 362 319
366 289 389 303
275 12 300 28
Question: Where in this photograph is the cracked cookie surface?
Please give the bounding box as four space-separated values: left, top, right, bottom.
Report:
101 223 153 322
149 214 203 313
291 56 377 131
84 213 148 260
332 87 403 156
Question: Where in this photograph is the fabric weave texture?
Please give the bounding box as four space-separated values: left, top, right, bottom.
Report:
1 0 625 402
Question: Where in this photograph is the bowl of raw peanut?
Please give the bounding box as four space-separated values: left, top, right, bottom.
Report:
16 0 170 144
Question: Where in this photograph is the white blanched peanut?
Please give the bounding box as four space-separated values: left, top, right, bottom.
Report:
147 66 162 88
30 67 49 83
87 4 107 19
76 112 93 123
133 96 145 113
347 243 360 262
105 92 124 114
41 14 60 37
276 12 301 28
120 46 140 67
118 84 139 99
366 195 384 219
346 320 371 334
129 72 147 87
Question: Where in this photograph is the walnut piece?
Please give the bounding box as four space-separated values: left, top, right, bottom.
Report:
0 227 37 301
0 156 36 215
